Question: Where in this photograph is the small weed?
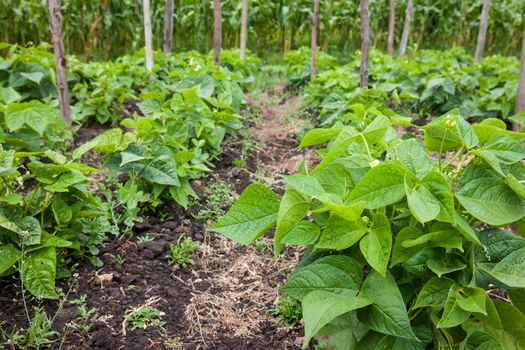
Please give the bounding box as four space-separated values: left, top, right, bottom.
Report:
1 307 60 348
116 250 126 265
124 306 165 330
69 295 98 333
194 182 237 224
255 239 268 253
137 235 155 244
167 236 200 268
272 295 302 326
127 284 138 291
163 334 184 350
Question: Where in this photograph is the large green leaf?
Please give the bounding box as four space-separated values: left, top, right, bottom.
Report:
210 184 280 244
21 247 58 299
302 292 372 349
414 277 454 309
274 189 310 254
348 163 407 209
394 139 432 179
316 215 366 250
437 285 471 328
456 163 525 226
358 271 417 340
0 243 20 274
5 100 57 136
360 213 391 276
423 171 455 224
406 177 441 224
480 247 525 288
281 255 363 300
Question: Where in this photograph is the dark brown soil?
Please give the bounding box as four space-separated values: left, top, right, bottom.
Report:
0 85 311 350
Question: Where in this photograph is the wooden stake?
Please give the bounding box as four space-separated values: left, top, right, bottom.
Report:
387 0 395 56
399 0 413 57
47 0 72 127
474 0 491 64
240 0 248 61
360 0 370 88
163 0 175 54
514 23 525 131
143 0 154 71
310 0 320 78
213 0 222 66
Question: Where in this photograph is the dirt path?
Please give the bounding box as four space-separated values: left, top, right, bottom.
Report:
0 84 315 350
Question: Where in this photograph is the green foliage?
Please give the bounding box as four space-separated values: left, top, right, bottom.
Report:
304 49 522 124
195 182 237 224
272 295 303 326
166 236 200 268
124 306 165 331
283 47 337 86
213 108 525 348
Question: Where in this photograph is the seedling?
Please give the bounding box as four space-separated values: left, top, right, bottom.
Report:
166 236 200 268
124 306 165 330
272 295 302 326
137 235 155 244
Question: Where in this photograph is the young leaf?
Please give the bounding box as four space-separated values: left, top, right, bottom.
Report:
405 177 441 224
358 271 417 340
426 255 467 277
347 163 407 209
360 213 392 276
210 184 280 244
279 220 320 245
437 285 471 328
21 247 59 299
414 277 454 309
274 189 310 255
456 163 525 226
302 291 372 348
281 255 363 300
391 226 424 266
316 215 366 250
394 139 432 179
0 243 20 274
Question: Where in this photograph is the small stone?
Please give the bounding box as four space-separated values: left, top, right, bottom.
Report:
142 249 155 259
194 232 204 241
145 241 165 255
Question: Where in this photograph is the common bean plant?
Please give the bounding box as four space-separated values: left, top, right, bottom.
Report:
212 110 525 349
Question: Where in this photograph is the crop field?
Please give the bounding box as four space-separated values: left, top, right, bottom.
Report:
0 0 525 349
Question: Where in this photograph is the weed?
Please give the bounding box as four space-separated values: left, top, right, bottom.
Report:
255 239 268 253
194 182 237 224
272 295 302 327
69 295 98 333
137 235 155 244
163 335 184 350
124 306 165 330
166 236 200 268
116 250 126 265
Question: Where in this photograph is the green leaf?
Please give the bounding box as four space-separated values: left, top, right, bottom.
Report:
5 101 57 136
423 171 456 224
456 163 525 226
414 277 454 309
52 196 73 225
456 287 487 315
454 211 481 244
507 174 525 199
282 175 326 198
0 243 20 274
437 285 471 328
360 213 392 276
405 177 441 224
20 71 44 84
348 163 407 209
402 223 463 251
21 247 58 299
362 115 390 144
210 184 280 244
358 271 417 340
392 226 423 266
19 216 42 246
0 87 21 104
426 255 467 277
281 255 363 300
302 292 372 349
394 139 432 179
316 215 366 250
274 189 310 255
482 247 525 288
300 127 342 147
280 220 320 246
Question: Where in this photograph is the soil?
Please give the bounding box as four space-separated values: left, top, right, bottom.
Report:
0 84 315 350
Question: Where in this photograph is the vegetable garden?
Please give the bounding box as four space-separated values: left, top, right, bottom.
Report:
1 0 525 349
